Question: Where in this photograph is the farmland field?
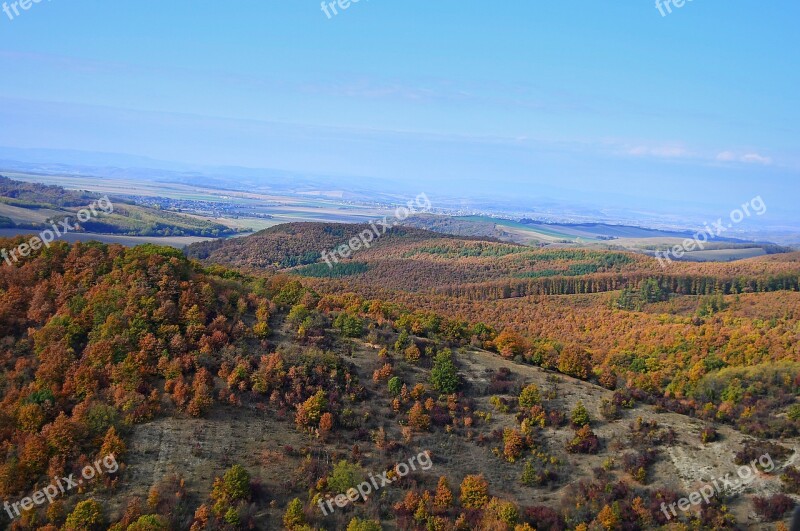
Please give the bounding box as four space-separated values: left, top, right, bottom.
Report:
0 228 213 248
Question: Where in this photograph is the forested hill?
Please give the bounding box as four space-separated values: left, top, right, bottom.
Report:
187 221 800 298
0 176 238 237
1 236 799 528
188 222 800 439
185 222 450 269
0 175 97 207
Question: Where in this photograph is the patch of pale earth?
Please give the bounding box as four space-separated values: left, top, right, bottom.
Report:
667 446 713 490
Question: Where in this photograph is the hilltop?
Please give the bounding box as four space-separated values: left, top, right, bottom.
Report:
0 225 796 529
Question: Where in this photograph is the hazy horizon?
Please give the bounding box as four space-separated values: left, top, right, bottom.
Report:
1 2 798 226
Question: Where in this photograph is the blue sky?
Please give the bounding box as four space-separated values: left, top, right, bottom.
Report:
0 1 798 223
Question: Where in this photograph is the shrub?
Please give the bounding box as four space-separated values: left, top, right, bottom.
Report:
488 369 515 394
487 498 519 526
494 329 525 358
752 494 795 521
328 460 361 493
372 363 392 382
557 347 591 379
394 330 411 351
596 505 619 530
404 345 421 364
347 517 382 531
571 401 590 427
63 499 104 531
319 412 334 439
521 458 558 487
335 313 364 338
519 384 541 409
567 425 600 454
612 390 635 409
599 398 620 420
283 498 306 530
524 506 565 530
460 475 490 509
521 405 547 433
598 368 617 390
211 464 251 515
388 377 402 396
490 396 511 413
127 515 169 531
253 321 271 339
223 465 251 499
502 429 526 462
434 477 453 508
408 401 431 431
700 426 718 443
780 466 800 494
621 450 657 484
430 349 459 394
224 507 240 527
295 390 327 428
734 441 790 468
287 304 310 327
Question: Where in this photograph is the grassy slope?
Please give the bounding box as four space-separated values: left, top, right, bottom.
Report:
0 176 237 236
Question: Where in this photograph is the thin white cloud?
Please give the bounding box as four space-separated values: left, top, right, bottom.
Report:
617 141 777 167
741 153 773 165
626 145 689 159
716 151 772 165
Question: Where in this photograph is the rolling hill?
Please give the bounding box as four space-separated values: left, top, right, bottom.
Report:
0 224 797 529
0 175 239 237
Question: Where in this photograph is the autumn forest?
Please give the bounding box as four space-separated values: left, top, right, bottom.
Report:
0 220 796 530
